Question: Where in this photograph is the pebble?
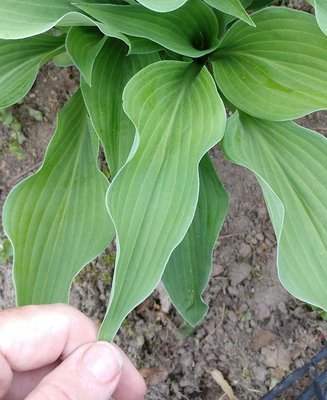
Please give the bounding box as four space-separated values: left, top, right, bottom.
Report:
252 366 267 382
239 242 252 258
228 310 238 323
256 233 264 241
256 303 271 321
229 262 252 286
277 302 288 315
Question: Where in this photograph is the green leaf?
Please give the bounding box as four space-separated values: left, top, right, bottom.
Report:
249 0 275 10
137 0 187 12
3 91 114 305
66 27 107 85
0 1 95 39
315 0 327 36
81 39 160 177
126 37 163 55
0 34 65 109
53 52 74 67
162 153 228 326
77 0 219 58
222 112 327 311
204 0 255 26
98 61 226 340
211 7 327 121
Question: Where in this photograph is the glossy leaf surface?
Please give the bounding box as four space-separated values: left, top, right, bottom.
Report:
315 0 327 36
0 1 90 39
204 0 255 26
77 0 219 58
66 27 107 85
137 0 187 12
162 153 228 326
211 8 327 121
3 91 114 305
0 35 65 109
98 61 226 340
81 39 160 177
223 112 327 310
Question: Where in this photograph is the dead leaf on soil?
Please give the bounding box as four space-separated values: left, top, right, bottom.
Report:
139 368 169 385
261 343 291 371
208 368 236 400
251 330 278 351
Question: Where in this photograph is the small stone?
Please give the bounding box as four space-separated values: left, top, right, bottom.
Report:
212 264 224 277
252 366 267 382
239 242 252 258
261 346 278 368
277 302 288 315
227 286 239 296
139 368 169 386
256 303 271 321
256 233 264 241
251 330 278 351
228 310 238 323
277 344 291 371
229 262 252 286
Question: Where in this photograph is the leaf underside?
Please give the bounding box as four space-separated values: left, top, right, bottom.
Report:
204 0 255 26
223 112 327 311
98 60 226 340
3 91 114 305
315 0 327 36
137 0 188 12
162 153 228 327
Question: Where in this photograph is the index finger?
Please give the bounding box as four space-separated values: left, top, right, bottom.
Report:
0 303 98 371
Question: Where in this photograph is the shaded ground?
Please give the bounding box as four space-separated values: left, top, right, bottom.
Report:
1 62 327 400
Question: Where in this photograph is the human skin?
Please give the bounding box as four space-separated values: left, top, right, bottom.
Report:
0 304 146 400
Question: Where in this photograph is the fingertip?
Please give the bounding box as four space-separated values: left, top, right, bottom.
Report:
82 342 123 384
112 345 147 400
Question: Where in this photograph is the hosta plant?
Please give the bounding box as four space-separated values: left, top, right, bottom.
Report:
1 0 327 341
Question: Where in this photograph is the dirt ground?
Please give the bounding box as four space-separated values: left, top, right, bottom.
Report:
1 18 327 400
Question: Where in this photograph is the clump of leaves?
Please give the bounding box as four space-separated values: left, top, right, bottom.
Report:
1 0 327 341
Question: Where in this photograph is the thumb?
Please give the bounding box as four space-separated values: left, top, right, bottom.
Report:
25 342 123 400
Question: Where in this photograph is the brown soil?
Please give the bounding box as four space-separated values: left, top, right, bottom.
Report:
1 60 327 400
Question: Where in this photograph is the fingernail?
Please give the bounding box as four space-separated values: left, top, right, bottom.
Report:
82 342 123 384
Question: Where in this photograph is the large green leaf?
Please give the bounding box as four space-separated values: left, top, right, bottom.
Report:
315 0 327 36
162 153 228 326
66 27 107 85
204 0 255 26
137 0 188 12
77 0 219 58
211 7 327 121
0 1 93 39
249 0 275 10
98 61 226 340
222 112 327 311
3 91 114 305
0 34 65 109
81 39 160 177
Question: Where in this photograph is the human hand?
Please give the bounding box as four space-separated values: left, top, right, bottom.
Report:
0 304 146 400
